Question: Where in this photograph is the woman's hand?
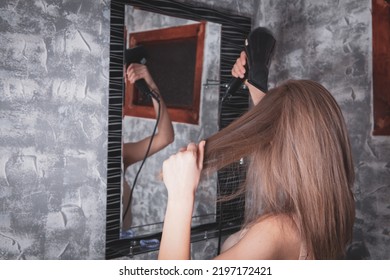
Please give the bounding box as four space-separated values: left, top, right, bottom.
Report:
231 51 247 79
231 51 265 105
159 140 205 259
126 63 158 92
159 140 205 260
162 141 205 200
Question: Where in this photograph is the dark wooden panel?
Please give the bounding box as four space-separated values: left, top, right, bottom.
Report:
372 0 390 135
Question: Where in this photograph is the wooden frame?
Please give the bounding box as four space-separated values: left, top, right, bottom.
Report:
372 0 390 135
124 22 205 124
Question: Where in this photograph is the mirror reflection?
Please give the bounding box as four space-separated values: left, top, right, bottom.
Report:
120 5 221 238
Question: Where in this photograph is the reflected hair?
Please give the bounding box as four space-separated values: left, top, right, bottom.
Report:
204 80 355 259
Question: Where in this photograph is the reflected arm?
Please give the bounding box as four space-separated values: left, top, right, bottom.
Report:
123 64 174 169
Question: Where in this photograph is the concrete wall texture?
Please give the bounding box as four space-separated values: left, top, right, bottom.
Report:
0 0 389 260
0 0 110 259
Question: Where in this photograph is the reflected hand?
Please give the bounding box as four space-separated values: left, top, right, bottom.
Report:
162 141 205 200
126 63 158 92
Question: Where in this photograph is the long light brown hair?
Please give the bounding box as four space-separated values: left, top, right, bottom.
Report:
204 80 355 259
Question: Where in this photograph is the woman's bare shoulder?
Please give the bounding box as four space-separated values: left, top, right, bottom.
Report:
215 214 301 260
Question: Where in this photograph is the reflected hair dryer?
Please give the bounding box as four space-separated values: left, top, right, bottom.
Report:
124 45 159 101
222 27 276 102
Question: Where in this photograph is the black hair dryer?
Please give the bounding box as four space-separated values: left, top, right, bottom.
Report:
222 27 276 103
124 45 159 101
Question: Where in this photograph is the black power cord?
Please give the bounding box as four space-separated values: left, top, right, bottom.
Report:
122 93 161 223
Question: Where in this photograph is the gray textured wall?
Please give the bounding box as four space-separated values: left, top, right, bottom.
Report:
256 0 390 259
0 0 109 259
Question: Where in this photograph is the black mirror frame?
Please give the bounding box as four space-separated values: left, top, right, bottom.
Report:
107 0 251 259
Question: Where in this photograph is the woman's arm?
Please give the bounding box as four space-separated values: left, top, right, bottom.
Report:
123 64 174 168
231 51 266 106
158 141 205 259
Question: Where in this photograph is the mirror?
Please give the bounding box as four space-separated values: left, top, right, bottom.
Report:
107 0 251 259
121 5 220 237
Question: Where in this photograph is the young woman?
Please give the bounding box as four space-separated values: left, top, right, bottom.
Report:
159 52 355 260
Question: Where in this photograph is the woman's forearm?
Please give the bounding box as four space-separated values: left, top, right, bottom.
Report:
159 141 205 260
152 96 174 145
158 197 194 259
